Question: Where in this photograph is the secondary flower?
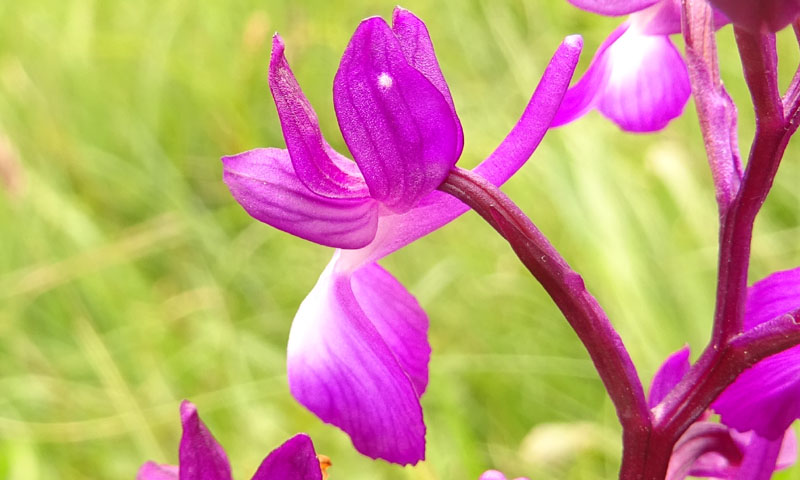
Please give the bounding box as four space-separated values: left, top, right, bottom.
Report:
138 401 325 480
713 267 800 440
553 0 724 132
479 470 529 480
223 7 582 465
650 348 797 479
707 0 800 32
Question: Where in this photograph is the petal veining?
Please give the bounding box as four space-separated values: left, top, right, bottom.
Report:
222 148 379 249
287 255 426 465
391 7 463 156
334 17 459 213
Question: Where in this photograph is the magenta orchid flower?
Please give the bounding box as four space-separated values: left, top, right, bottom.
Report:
713 267 800 440
707 0 800 32
553 0 723 132
650 347 797 479
222 7 582 466
138 401 324 480
478 470 529 480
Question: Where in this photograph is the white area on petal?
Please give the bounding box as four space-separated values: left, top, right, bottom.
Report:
377 72 393 90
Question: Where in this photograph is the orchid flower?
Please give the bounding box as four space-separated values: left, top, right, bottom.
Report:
650 348 797 479
478 470 529 480
137 401 326 480
707 0 800 32
713 267 800 441
222 7 582 465
553 0 725 132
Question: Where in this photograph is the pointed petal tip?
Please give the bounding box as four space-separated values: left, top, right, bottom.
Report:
179 400 196 420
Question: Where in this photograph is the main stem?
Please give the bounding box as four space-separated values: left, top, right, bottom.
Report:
438 167 652 479
639 24 798 479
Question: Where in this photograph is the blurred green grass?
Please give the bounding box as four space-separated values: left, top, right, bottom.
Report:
0 0 798 479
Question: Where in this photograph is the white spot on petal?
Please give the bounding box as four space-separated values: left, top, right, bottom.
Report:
377 72 393 90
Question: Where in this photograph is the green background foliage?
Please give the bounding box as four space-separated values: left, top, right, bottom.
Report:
0 1 798 478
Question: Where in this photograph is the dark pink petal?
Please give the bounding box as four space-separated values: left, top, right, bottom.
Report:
287 255 426 465
137 462 179 480
269 35 369 199
708 0 800 32
336 35 583 270
334 17 459 213
567 0 658 16
251 434 321 480
391 7 463 157
648 346 690 408
178 401 232 480
714 267 800 439
351 261 430 395
595 29 689 132
222 148 379 249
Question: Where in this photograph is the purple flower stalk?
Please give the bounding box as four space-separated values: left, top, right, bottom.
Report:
223 7 582 465
138 401 325 480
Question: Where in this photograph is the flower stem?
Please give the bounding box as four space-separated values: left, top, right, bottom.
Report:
438 166 651 478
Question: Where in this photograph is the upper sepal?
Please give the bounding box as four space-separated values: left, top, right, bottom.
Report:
334 16 460 214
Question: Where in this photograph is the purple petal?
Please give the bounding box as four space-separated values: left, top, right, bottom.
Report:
269 35 369 199
595 29 690 132
178 401 232 480
744 267 800 330
713 346 800 439
137 462 179 480
391 7 463 157
714 267 800 439
567 0 658 15
648 346 690 408
222 148 379 249
287 255 426 465
351 262 430 395
478 471 530 480
708 0 800 32
553 24 690 132
334 36 583 271
733 432 788 480
251 434 321 480
333 17 459 213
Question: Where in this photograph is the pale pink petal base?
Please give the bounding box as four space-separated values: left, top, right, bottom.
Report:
137 462 179 480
